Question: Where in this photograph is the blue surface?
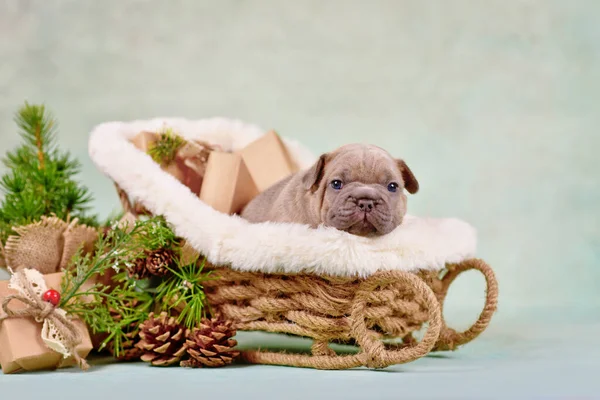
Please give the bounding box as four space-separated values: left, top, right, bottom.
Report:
3 317 600 399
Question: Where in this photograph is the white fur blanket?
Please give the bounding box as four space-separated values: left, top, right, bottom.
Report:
88 117 477 277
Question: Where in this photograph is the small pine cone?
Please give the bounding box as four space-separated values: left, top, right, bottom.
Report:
128 257 150 280
181 318 239 368
145 248 174 277
127 249 174 279
136 312 188 367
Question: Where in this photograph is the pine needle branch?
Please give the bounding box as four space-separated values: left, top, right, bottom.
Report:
59 219 150 306
147 128 186 165
58 216 186 356
154 256 213 329
13 102 58 160
0 102 98 244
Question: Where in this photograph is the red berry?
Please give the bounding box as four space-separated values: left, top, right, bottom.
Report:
42 289 61 307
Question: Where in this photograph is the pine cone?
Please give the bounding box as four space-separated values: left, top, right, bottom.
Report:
128 256 149 280
127 248 174 279
181 318 239 368
136 312 188 367
145 248 174 277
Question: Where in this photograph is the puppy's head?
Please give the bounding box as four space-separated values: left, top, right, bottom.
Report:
301 143 419 237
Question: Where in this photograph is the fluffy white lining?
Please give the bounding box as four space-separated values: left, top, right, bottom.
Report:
87 117 477 277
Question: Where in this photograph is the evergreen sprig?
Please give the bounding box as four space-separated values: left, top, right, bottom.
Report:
147 128 186 165
59 215 211 356
154 254 213 329
0 102 98 243
133 215 178 252
59 218 159 356
129 215 213 329
62 273 154 357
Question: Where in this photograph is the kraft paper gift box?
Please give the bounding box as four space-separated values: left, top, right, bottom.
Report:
0 272 93 374
130 131 210 195
237 130 299 192
198 130 300 214
199 152 259 215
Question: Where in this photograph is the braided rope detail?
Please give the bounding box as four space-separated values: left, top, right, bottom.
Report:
204 266 452 369
431 258 498 351
348 270 442 368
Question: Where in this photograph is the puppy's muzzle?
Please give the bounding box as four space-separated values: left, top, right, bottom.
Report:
357 198 374 213
349 187 381 213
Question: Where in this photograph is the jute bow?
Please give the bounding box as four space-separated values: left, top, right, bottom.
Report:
0 269 89 371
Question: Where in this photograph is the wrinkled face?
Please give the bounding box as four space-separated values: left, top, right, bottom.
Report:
302 144 419 237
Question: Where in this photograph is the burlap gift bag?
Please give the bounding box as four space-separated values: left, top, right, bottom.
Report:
1 216 98 273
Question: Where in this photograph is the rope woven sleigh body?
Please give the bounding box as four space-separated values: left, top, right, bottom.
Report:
202 259 497 369
88 117 499 370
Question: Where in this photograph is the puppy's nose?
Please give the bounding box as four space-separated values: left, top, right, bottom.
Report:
358 199 374 212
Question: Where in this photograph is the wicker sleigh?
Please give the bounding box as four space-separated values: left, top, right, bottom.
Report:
201 260 497 370
89 117 498 370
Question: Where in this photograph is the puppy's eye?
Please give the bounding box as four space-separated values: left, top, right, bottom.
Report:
331 180 343 190
387 182 399 192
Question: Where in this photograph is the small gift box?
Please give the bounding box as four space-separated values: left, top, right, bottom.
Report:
127 128 298 215
237 130 299 192
198 151 259 215
198 130 300 214
0 270 93 374
130 130 216 195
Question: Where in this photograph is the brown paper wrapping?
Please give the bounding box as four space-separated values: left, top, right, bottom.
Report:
198 130 299 214
199 152 259 215
130 131 211 195
0 272 93 374
128 129 298 216
237 130 299 192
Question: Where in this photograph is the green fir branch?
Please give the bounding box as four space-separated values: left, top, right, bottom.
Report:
58 218 150 354
154 255 213 329
58 216 195 356
58 217 162 306
147 128 186 165
67 272 154 356
136 215 178 251
14 103 58 167
0 102 98 243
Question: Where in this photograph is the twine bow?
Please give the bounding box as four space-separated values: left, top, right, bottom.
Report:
0 269 89 371
175 139 220 177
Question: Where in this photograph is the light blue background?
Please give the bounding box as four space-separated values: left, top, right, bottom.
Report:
1 1 599 398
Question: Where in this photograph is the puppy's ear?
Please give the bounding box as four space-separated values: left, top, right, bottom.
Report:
397 159 419 194
302 153 330 192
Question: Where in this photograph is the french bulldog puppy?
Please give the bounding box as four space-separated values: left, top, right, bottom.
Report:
240 143 419 237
